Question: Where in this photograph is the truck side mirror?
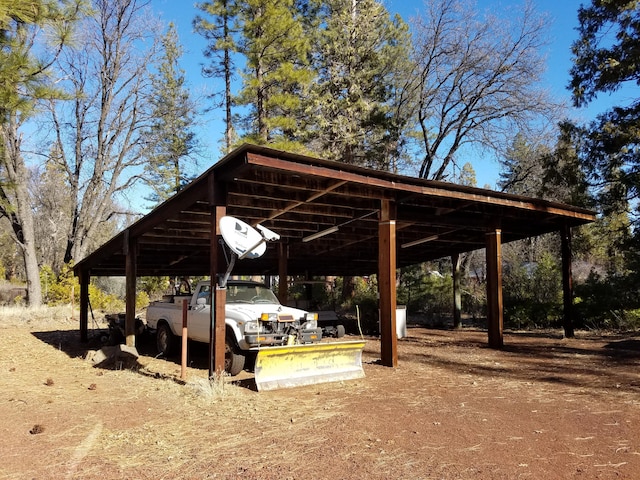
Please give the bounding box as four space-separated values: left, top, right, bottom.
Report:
196 297 206 306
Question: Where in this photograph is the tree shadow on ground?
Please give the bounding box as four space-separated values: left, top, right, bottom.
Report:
31 328 98 359
398 328 640 394
32 325 640 394
30 328 260 389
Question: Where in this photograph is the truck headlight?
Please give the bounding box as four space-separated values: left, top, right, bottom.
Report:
260 313 278 322
302 313 318 330
244 321 260 333
302 320 317 330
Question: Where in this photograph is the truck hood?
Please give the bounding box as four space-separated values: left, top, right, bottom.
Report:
226 303 308 322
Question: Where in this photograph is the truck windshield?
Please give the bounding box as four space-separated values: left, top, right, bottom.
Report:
226 284 280 304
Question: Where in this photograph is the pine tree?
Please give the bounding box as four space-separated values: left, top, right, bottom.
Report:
194 0 240 153
456 163 477 187
568 0 640 224
235 0 314 147
305 0 411 170
541 123 591 208
498 134 550 197
144 23 198 205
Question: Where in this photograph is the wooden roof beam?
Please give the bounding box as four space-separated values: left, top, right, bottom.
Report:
258 180 347 223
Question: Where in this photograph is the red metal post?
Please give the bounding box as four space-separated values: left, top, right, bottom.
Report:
181 299 188 380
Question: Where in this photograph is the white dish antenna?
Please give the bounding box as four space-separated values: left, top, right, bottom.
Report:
220 216 267 260
218 216 280 287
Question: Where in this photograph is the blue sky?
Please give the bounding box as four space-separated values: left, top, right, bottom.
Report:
149 0 628 190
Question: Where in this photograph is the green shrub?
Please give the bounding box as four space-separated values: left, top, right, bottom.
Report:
502 253 562 329
462 280 486 321
574 270 640 331
136 291 150 310
336 276 379 334
139 276 169 299
41 264 80 305
623 309 640 330
87 284 123 311
284 277 335 310
41 263 154 313
398 266 453 322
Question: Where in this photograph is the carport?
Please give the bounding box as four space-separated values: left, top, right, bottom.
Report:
74 144 595 376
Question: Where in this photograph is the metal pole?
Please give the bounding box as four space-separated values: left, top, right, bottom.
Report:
181 299 188 380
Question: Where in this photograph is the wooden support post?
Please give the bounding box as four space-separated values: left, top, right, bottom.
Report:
79 269 90 342
379 199 398 367
209 204 227 377
485 226 503 349
452 252 462 329
278 241 288 304
124 230 137 347
209 173 227 378
561 224 575 338
213 285 226 376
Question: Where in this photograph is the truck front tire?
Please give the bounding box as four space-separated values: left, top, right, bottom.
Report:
225 336 245 376
156 322 176 357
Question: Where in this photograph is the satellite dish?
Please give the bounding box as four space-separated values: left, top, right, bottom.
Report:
220 216 267 260
218 216 280 288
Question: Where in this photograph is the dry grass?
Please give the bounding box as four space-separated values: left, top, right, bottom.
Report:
0 304 79 327
189 373 244 399
1 308 640 479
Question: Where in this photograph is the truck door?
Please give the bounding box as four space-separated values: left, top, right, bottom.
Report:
189 284 212 343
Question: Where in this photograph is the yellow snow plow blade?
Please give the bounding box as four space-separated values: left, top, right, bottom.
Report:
254 340 366 391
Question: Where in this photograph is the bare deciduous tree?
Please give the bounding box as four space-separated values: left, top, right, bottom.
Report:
47 0 161 264
0 116 41 301
410 0 560 181
31 155 73 274
0 0 82 305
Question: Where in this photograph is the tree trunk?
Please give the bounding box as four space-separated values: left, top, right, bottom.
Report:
341 275 356 302
1 123 43 306
223 2 233 152
21 219 43 306
452 253 462 329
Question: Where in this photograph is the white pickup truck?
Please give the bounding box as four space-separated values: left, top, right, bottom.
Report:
146 280 322 375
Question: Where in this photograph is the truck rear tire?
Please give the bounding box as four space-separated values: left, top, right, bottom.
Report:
156 322 176 357
225 337 245 376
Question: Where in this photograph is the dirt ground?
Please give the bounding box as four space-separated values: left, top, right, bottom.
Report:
1 313 639 480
